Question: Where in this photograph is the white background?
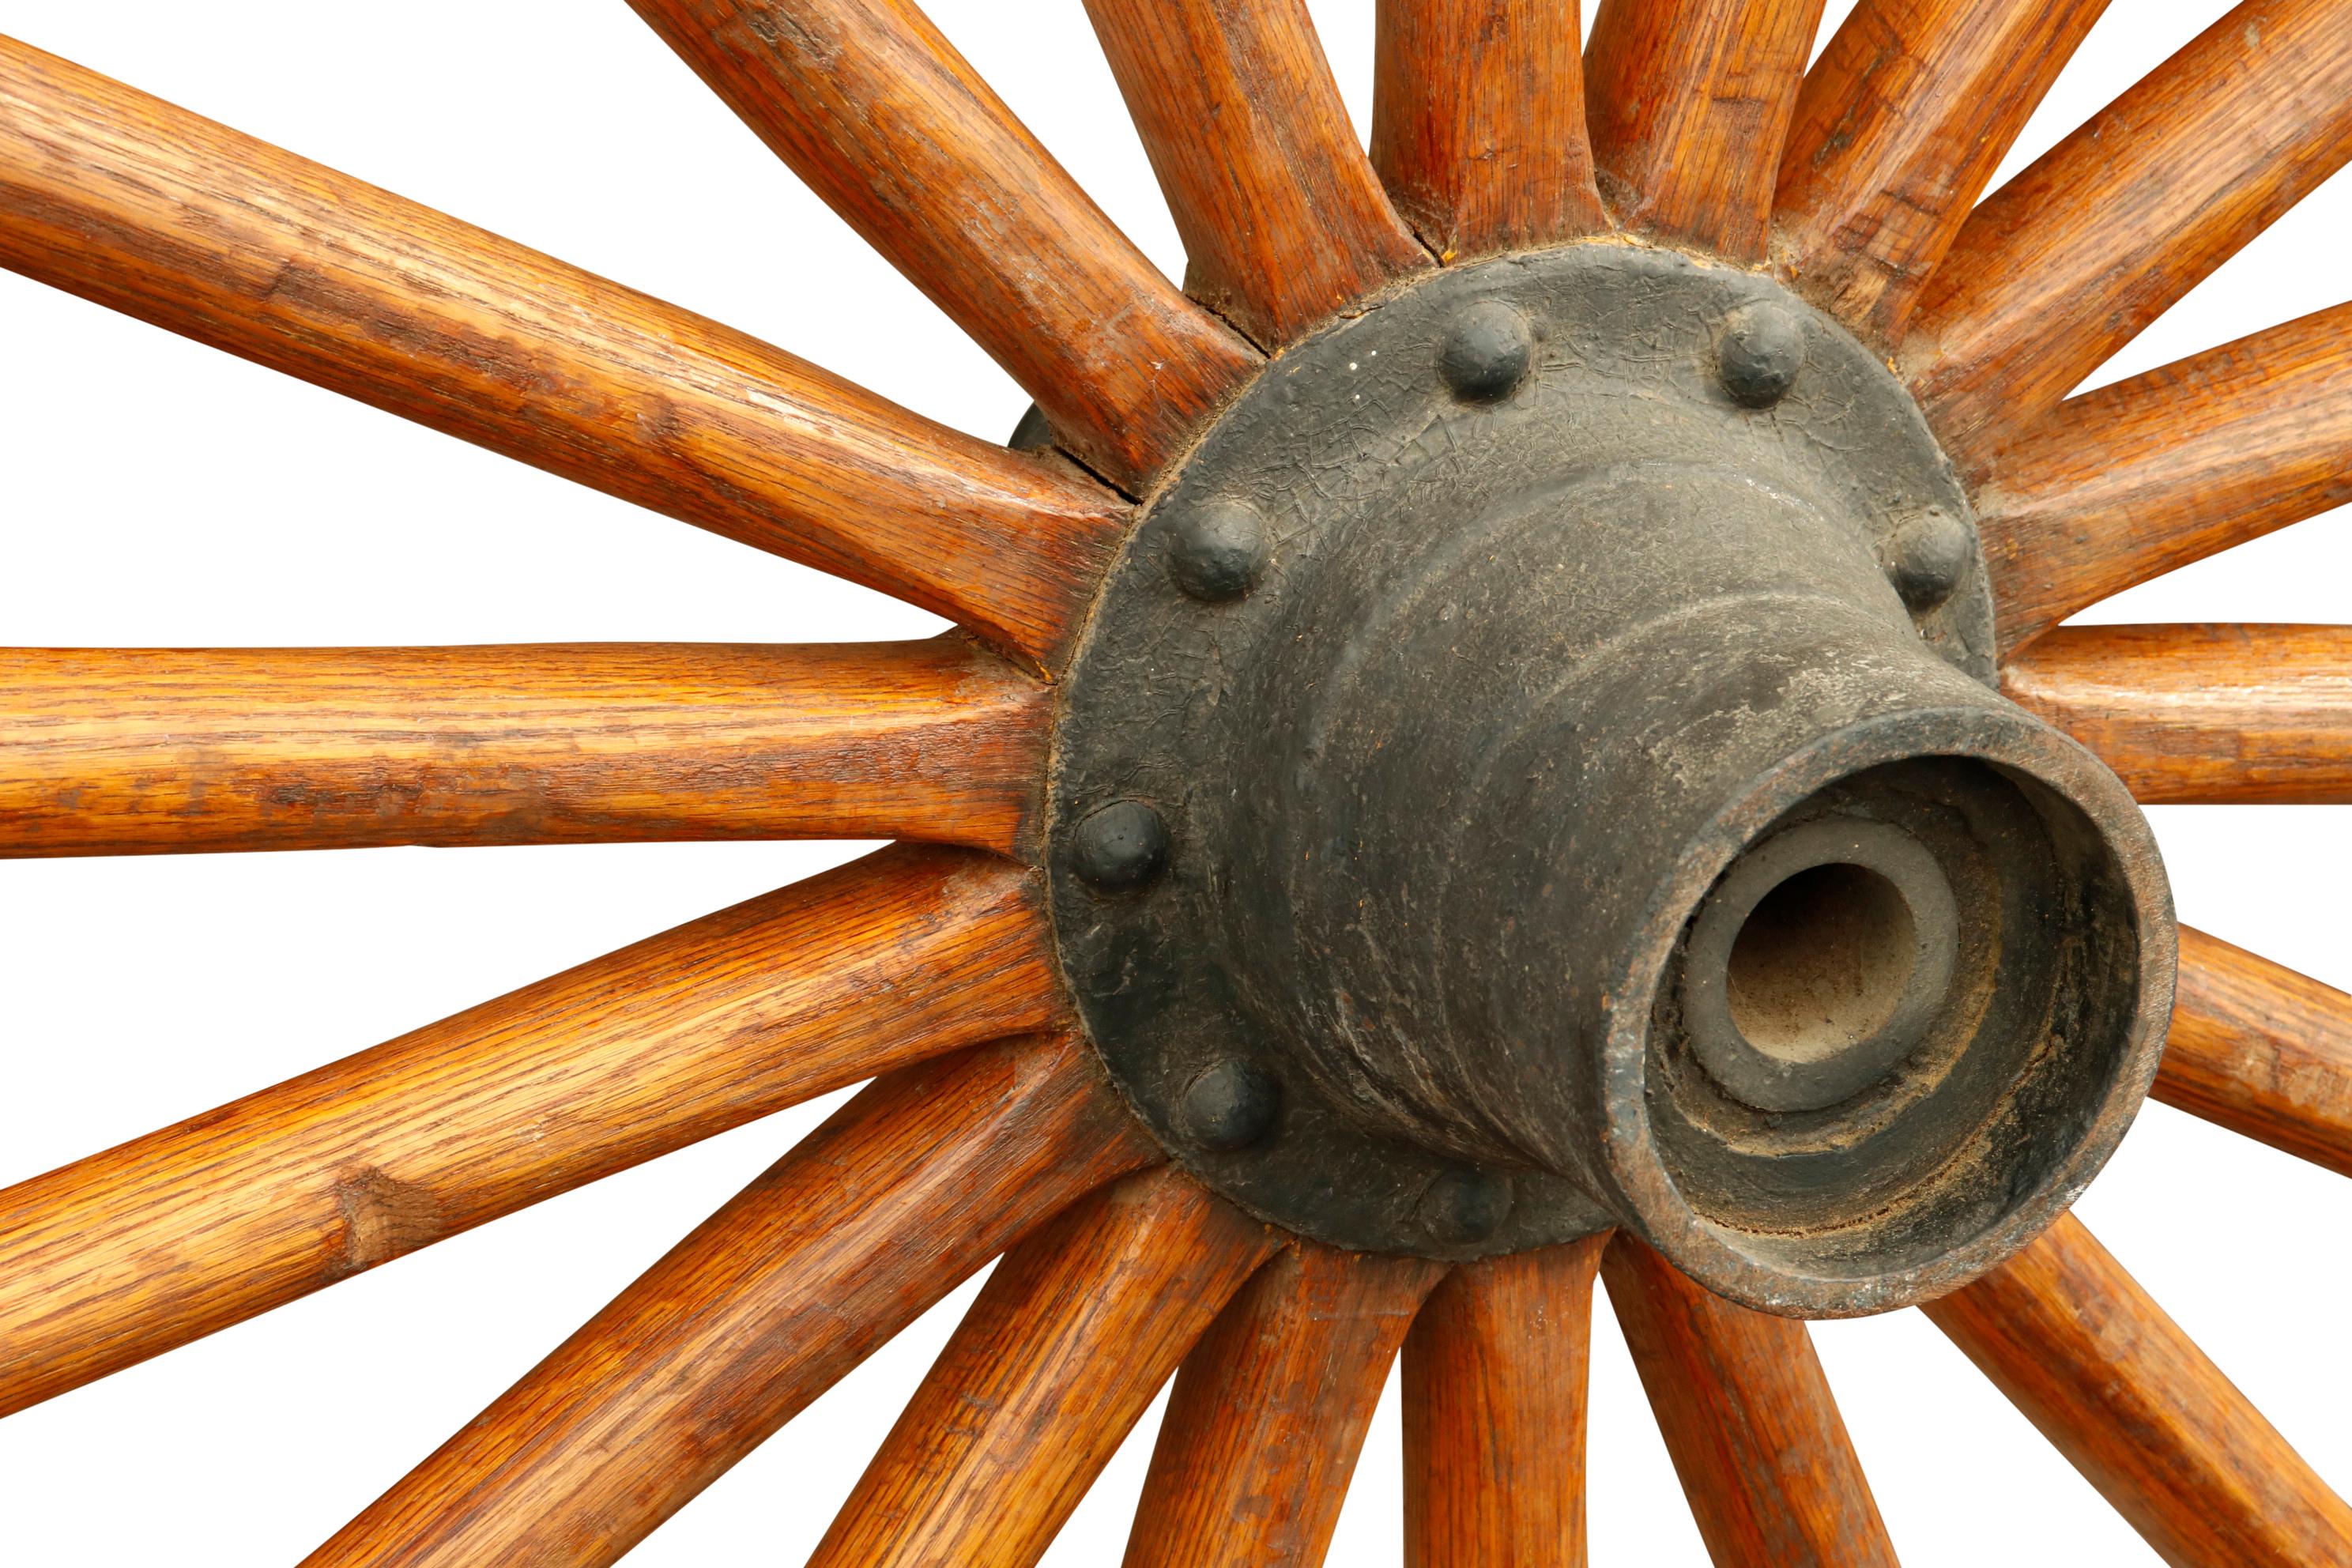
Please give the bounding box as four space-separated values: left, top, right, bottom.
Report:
1 2 2346 1562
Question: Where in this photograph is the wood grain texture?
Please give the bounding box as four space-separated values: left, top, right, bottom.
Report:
1603 1234 1899 1568
1126 1241 1446 1568
625 0 1257 489
307 1034 1157 1568
2158 925 2352 1179
1774 0 2110 345
1902 0 2352 470
0 636 1045 858
0 36 1122 667
1582 0 1829 260
1924 1212 2352 1568
1369 0 1608 261
1974 303 2352 652
1083 0 1434 349
1404 1235 1608 1568
2004 625 2352 804
808 1167 1278 1568
0 844 1065 1417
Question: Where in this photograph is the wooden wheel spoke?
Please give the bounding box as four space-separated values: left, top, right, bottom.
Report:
2003 625 2352 804
2156 925 2352 1179
1582 0 1827 261
1127 1241 1445 1568
808 1167 1278 1568
624 0 1257 489
1975 304 2352 651
304 1034 1156 1567
1370 0 1608 262
0 37 1123 667
1603 1234 1899 1566
1082 0 1433 349
1404 1235 1608 1568
0 637 1045 858
0 844 1065 1418
1924 1212 2352 1566
1776 0 2110 345
1902 0 2352 469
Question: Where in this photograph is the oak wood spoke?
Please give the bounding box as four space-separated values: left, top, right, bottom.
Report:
1924 1212 2352 1567
1083 0 1433 349
1775 0 2109 345
2157 925 2352 1179
0 37 1121 667
1902 0 2352 469
1603 1234 1898 1567
1370 0 1608 262
1126 1242 1446 1568
2003 625 2352 805
1975 304 2352 651
0 845 1062 1418
1404 1235 1608 1568
305 1035 1156 1568
808 1167 1278 1568
1582 0 1828 261
0 637 1044 858
624 0 1257 489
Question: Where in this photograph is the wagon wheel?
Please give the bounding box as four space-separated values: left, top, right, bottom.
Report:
3 0 2350 1562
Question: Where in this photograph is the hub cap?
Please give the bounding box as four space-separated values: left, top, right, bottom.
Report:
1047 245 2175 1315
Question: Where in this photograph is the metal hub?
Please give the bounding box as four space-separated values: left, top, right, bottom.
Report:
1046 244 2176 1316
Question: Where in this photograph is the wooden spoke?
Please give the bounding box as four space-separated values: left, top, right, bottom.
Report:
2003 625 2352 805
1126 1241 1446 1568
807 1167 1278 1568
1902 0 2352 470
1924 1212 2352 1567
1082 0 1433 349
0 637 1043 858
1404 1235 1608 1568
1974 304 2352 651
0 844 1062 1418
1582 0 1827 261
0 39 1122 668
1369 0 1608 262
624 0 1257 490
306 1034 1155 1568
1603 1234 1899 1567
2156 925 2352 1179
1775 0 2109 345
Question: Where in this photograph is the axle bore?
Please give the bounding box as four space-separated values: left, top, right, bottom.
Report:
1687 820 1958 1117
1047 246 2174 1315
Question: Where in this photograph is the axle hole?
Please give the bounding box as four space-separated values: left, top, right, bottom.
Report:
1724 863 1916 1064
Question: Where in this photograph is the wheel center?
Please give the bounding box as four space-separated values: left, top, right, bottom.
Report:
1047 245 2174 1314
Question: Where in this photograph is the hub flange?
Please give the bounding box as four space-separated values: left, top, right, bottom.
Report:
1046 245 2174 1315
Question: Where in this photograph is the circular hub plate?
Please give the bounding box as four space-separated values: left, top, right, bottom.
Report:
1047 243 1994 1260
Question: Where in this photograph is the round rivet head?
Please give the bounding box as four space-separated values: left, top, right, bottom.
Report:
1167 499 1269 602
1072 799 1170 891
1178 1060 1281 1152
1718 302 1807 407
1439 300 1536 403
1883 505 1975 611
1416 1168 1513 1248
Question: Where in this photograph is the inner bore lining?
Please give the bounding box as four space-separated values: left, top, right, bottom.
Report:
1725 862 1917 1064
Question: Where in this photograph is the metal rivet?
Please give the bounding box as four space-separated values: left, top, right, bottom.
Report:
1717 302 1807 407
1883 505 1974 612
1072 799 1170 891
1178 1060 1281 1152
1416 1168 1513 1247
1167 499 1269 602
1439 300 1536 403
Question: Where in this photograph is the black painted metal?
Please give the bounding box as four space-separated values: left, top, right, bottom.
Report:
1046 245 2175 1315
